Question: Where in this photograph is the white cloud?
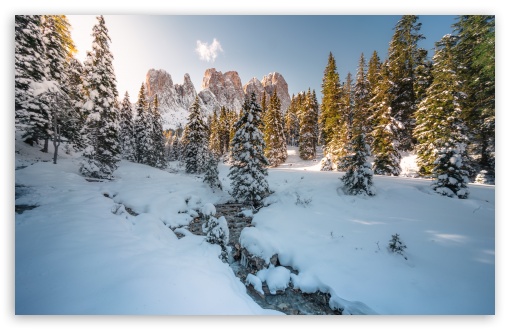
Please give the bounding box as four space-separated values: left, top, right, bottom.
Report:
195 38 224 62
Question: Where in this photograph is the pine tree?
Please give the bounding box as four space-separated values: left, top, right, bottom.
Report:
229 93 271 206
209 109 222 156
453 15 495 183
431 144 469 199
414 34 469 189
263 90 287 167
284 94 301 147
332 72 353 170
151 95 166 169
119 92 136 162
354 53 371 135
62 58 87 150
80 15 120 180
370 62 402 176
15 15 50 147
134 83 152 165
340 133 375 196
218 106 230 155
183 96 208 174
299 89 317 160
203 152 223 192
387 15 425 151
319 52 342 153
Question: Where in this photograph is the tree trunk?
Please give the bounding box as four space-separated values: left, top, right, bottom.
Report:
52 114 60 164
41 138 49 153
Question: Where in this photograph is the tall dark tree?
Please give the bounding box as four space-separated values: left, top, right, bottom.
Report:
263 90 287 167
183 96 208 174
299 89 318 160
119 92 136 162
453 15 495 183
387 15 425 151
134 83 152 164
340 133 375 196
228 93 271 206
150 95 166 169
354 53 371 135
79 15 120 180
332 72 353 170
414 34 469 194
62 58 87 150
209 109 222 156
369 62 401 176
15 15 50 147
319 52 342 153
285 94 301 147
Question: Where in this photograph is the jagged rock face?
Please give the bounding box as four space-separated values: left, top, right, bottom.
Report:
202 68 245 113
145 69 199 130
261 72 291 113
243 77 265 104
243 72 291 113
144 68 291 130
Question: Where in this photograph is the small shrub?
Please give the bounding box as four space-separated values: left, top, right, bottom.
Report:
388 233 407 260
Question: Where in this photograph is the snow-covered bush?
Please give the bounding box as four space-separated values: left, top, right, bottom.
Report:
388 233 407 260
202 205 229 262
320 156 333 171
475 170 495 185
431 145 469 199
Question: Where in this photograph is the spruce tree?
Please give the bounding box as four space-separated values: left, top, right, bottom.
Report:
354 53 371 136
340 133 375 196
134 84 152 165
151 95 166 169
203 152 223 192
387 15 425 151
183 96 208 174
15 15 50 147
414 34 469 193
209 109 222 156
453 15 495 183
80 15 120 180
218 106 230 155
228 93 271 206
285 94 301 147
62 58 87 150
431 144 469 199
299 89 317 160
263 90 287 167
119 92 136 162
332 73 353 170
319 52 342 153
369 62 402 176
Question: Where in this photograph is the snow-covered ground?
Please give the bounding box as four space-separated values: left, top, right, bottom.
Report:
14 140 495 317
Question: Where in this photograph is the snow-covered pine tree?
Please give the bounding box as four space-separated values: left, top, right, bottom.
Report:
208 109 222 157
285 94 301 147
332 72 353 170
319 52 342 155
354 53 371 136
414 34 470 199
134 83 152 165
299 89 317 160
119 92 136 162
61 58 87 150
218 106 230 155
40 15 78 153
453 15 495 183
150 95 166 169
80 15 120 180
431 144 469 199
340 132 375 196
183 96 208 174
15 15 50 147
263 90 287 167
228 93 271 206
387 15 425 151
369 62 402 176
203 152 222 192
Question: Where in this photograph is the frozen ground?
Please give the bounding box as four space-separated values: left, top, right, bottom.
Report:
13 139 495 317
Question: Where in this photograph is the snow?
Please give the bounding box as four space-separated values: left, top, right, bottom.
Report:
14 139 496 316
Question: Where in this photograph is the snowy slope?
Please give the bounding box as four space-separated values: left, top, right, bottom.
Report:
14 141 495 315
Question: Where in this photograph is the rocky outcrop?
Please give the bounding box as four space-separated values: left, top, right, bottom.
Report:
201 68 245 114
144 68 291 130
243 73 291 113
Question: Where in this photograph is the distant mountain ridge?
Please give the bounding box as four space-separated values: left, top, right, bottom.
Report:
145 68 291 130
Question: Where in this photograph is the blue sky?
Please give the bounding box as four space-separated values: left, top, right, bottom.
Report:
67 15 457 103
